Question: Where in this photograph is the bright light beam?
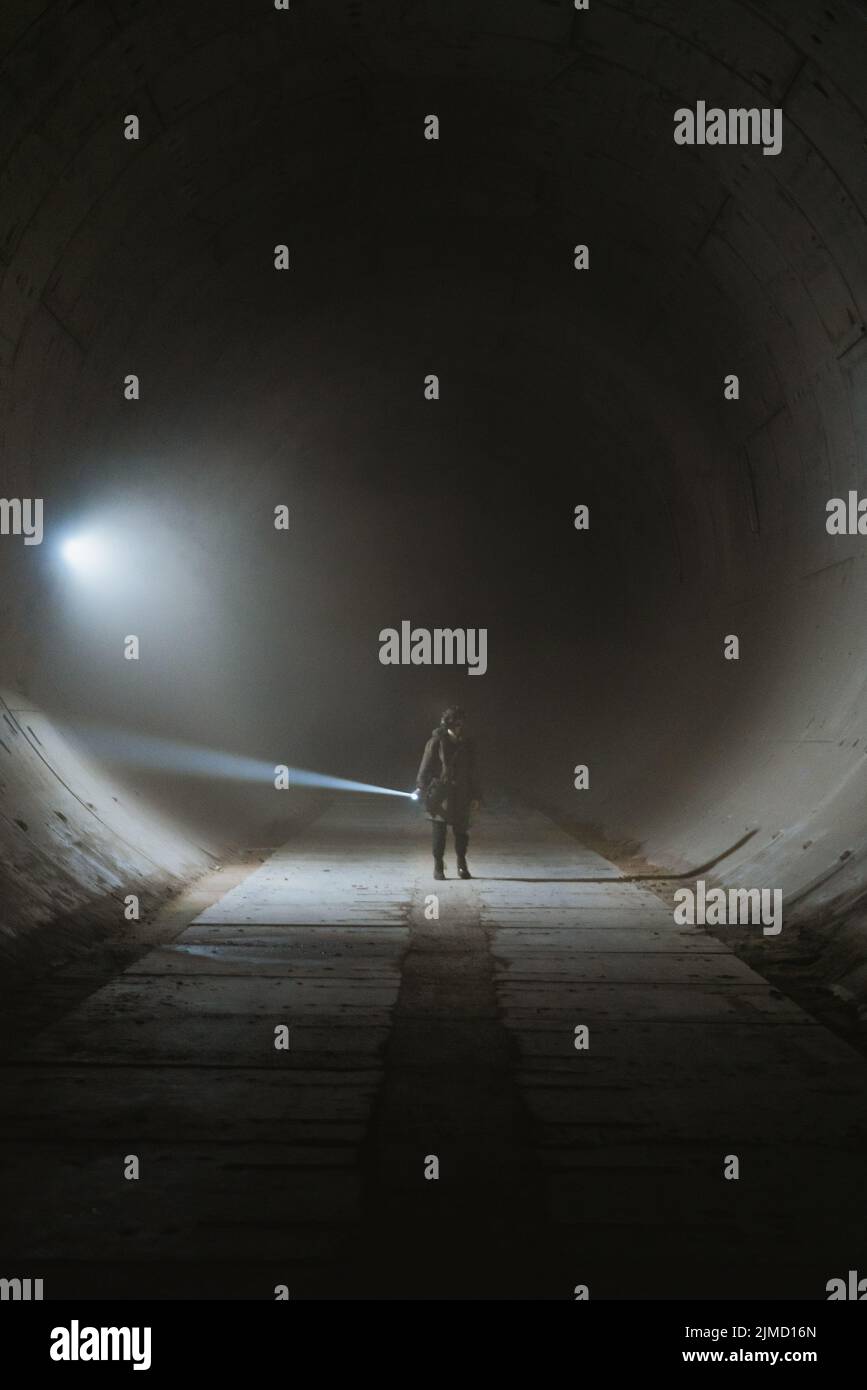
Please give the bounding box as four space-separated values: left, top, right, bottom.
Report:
70 727 416 798
60 533 112 576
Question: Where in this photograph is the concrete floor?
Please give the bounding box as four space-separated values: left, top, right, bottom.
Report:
1 799 866 1299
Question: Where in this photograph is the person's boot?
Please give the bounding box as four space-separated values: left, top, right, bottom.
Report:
432 824 447 880
455 833 471 879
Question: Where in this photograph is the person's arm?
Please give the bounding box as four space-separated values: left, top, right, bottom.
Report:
416 737 437 792
468 739 482 804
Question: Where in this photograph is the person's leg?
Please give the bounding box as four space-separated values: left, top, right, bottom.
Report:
432 820 447 879
454 827 471 879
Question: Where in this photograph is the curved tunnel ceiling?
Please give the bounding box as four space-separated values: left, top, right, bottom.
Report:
3 0 867 949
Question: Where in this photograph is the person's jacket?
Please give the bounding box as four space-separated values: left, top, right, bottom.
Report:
416 725 481 826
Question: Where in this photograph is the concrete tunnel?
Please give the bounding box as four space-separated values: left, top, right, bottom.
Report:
1 0 867 1301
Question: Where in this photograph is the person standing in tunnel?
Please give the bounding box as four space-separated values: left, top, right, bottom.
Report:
415 705 481 880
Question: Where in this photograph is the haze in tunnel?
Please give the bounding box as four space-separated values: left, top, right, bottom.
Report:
2 0 866 962
3 0 867 1309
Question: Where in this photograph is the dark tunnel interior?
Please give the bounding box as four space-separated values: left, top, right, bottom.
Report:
2 0 867 1308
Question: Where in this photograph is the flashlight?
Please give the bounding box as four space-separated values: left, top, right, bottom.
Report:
410 790 419 801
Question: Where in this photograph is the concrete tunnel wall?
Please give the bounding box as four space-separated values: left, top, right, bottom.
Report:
0 690 215 959
3 1 867 957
